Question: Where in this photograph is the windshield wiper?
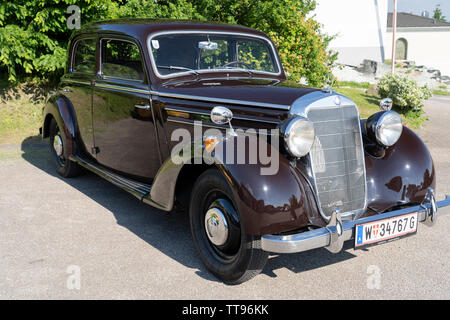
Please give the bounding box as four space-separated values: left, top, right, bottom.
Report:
223 66 253 76
157 65 199 75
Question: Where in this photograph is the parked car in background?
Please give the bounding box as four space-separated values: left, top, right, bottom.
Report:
41 19 450 284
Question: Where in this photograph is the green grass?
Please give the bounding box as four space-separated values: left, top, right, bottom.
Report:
0 79 45 144
336 81 371 89
432 89 450 96
336 88 379 119
336 87 427 128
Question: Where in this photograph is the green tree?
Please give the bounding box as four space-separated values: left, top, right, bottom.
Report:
433 4 446 22
117 0 337 86
0 0 336 87
0 0 118 82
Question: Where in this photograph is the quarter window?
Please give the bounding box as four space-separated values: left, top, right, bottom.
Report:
72 38 96 74
101 39 145 81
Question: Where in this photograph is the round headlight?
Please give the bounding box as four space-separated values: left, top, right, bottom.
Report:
283 117 315 157
375 111 403 147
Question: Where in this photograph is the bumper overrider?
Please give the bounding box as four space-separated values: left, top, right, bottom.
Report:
261 188 450 254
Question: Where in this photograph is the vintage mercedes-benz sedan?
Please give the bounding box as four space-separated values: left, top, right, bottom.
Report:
41 19 449 284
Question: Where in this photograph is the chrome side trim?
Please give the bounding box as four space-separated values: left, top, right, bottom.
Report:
164 106 281 124
166 118 279 135
91 84 290 110
95 83 150 95
63 79 92 86
261 194 450 254
151 90 290 110
166 118 226 129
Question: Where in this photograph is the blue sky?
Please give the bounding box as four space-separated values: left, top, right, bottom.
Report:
388 0 450 20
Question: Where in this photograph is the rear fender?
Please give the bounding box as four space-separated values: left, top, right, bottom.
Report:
42 95 78 158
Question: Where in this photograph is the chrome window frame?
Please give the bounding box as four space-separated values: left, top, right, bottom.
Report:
99 37 147 83
146 30 283 80
70 37 97 75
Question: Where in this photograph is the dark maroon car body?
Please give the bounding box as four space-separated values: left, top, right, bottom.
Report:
41 19 445 284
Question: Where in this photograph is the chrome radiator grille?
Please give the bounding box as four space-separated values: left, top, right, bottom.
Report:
307 105 366 218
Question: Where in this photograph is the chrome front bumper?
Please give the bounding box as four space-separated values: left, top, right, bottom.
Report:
261 189 450 254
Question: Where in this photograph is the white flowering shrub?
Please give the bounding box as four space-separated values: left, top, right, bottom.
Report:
377 74 432 110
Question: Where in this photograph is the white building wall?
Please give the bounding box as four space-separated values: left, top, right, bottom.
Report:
314 0 388 66
384 28 450 76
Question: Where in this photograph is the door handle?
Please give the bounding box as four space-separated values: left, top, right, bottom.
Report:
134 104 151 110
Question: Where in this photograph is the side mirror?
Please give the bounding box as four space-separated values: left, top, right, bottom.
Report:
210 106 236 137
210 106 233 125
379 98 393 111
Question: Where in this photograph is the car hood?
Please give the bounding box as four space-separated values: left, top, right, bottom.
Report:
155 78 320 109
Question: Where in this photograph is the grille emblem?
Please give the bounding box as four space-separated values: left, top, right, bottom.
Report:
334 96 341 106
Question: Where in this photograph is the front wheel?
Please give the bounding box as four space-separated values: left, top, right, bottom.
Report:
189 169 268 284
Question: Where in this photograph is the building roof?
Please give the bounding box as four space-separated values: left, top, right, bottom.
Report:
387 12 450 28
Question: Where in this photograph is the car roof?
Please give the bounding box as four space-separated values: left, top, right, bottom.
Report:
73 18 268 41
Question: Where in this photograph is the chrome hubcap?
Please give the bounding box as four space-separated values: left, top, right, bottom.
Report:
53 134 63 157
204 207 229 246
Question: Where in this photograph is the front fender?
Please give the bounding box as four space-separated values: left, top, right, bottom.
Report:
218 152 322 236
148 134 321 236
365 125 436 212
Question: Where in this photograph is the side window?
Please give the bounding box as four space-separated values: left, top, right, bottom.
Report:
101 39 145 81
72 38 96 74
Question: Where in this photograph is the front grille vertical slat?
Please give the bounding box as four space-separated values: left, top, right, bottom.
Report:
307 105 366 219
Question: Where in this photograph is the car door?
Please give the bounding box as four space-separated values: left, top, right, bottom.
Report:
92 36 161 181
60 36 97 156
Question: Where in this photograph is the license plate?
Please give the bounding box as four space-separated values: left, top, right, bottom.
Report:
354 212 418 249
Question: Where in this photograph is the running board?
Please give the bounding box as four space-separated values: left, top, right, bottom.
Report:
70 155 152 202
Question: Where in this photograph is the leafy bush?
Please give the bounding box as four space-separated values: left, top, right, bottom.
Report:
377 73 432 110
0 0 118 82
1 0 336 86
0 24 67 82
192 0 337 86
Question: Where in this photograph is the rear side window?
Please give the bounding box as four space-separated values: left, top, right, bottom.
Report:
101 39 145 81
72 38 96 73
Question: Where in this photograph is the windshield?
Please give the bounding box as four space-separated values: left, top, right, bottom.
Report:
148 32 280 78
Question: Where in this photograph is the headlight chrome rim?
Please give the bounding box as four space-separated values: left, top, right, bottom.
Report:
375 111 403 147
283 116 315 158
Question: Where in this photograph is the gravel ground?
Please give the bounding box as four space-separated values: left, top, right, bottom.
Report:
0 96 448 300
